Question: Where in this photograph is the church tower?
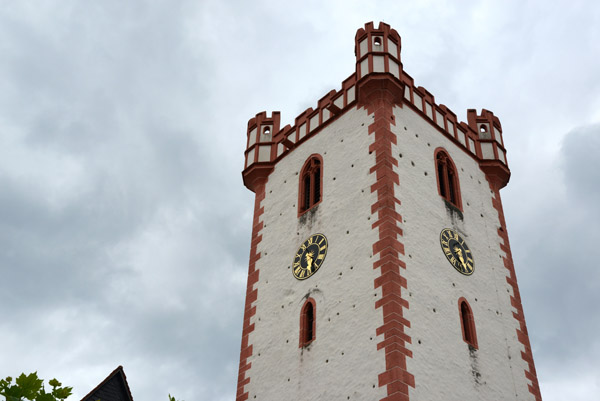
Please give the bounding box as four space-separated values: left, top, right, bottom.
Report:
236 22 542 401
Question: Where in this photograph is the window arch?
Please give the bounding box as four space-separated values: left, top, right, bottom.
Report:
299 298 316 347
458 297 478 349
435 149 462 210
299 155 323 215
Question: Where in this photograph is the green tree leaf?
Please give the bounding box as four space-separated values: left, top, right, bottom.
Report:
0 373 72 401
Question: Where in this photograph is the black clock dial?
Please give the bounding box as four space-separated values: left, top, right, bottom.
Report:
293 233 328 280
440 228 474 275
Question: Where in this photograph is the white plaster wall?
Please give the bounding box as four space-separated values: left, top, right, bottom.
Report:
245 148 255 168
298 123 307 141
389 60 400 79
387 38 397 57
435 111 445 129
481 142 495 159
248 127 257 147
413 93 423 111
259 125 273 142
360 59 368 78
359 39 368 58
245 108 388 401
347 86 355 104
391 104 534 400
310 114 319 132
333 95 344 109
373 55 385 73
468 138 476 155
458 128 467 146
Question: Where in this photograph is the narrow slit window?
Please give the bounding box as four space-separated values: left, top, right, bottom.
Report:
305 303 314 342
299 298 316 347
437 161 447 198
299 156 323 214
448 170 456 204
313 167 321 203
459 298 478 349
303 175 311 210
435 150 461 209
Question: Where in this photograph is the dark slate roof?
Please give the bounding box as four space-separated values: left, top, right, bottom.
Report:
80 365 134 401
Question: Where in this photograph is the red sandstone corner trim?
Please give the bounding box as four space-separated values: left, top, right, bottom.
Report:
362 83 414 401
236 180 267 401
487 180 542 401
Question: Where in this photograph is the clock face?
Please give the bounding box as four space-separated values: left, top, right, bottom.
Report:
440 228 474 275
293 233 328 280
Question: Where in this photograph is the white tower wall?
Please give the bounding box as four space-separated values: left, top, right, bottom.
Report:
237 21 542 401
245 108 389 401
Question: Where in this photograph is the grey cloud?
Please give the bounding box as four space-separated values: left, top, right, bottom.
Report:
507 122 600 394
1 1 599 401
562 123 600 210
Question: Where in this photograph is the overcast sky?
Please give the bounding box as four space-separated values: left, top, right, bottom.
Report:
0 1 598 400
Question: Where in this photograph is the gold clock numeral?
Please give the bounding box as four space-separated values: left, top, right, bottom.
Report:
293 263 302 275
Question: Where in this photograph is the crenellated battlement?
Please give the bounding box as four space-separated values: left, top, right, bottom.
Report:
237 22 540 401
468 108 510 187
242 21 511 191
355 21 402 82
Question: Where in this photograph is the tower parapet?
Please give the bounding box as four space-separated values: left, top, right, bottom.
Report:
243 111 280 192
468 108 510 188
242 21 511 190
355 21 404 105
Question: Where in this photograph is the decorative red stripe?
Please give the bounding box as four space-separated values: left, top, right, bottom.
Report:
488 182 542 401
364 85 414 401
236 181 266 401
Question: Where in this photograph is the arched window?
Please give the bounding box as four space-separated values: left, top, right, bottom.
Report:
299 155 323 215
458 298 478 349
299 298 316 347
435 149 461 209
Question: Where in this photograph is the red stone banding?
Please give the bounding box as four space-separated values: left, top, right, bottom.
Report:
360 77 414 401
236 180 266 401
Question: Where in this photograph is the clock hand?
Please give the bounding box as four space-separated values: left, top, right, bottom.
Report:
454 246 467 269
305 251 314 273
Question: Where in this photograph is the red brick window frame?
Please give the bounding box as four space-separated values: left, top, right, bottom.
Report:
298 154 323 216
458 297 478 349
299 297 316 347
434 148 462 210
